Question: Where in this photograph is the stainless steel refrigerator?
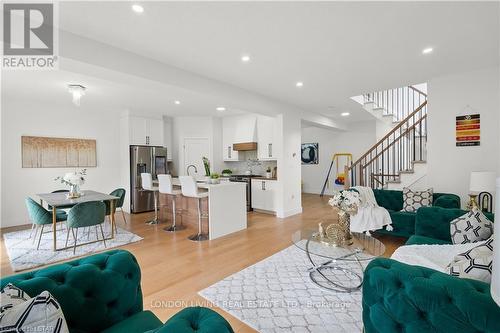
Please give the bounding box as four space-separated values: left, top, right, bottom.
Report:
130 145 168 213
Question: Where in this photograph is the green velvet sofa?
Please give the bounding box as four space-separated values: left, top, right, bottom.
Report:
372 189 461 238
0 250 233 333
363 207 499 332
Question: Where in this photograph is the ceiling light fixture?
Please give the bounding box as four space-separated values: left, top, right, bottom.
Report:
241 55 251 63
341 112 350 117
296 81 304 87
174 100 181 105
422 47 433 54
216 106 226 112
132 4 144 13
68 84 86 107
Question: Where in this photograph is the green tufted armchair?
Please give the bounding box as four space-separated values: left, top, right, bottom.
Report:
363 206 498 332
0 250 234 333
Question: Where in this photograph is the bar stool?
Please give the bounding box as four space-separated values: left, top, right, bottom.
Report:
141 173 159 225
158 174 186 232
179 176 209 241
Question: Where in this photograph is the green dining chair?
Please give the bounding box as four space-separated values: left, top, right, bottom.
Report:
104 188 127 232
65 201 106 254
25 197 67 250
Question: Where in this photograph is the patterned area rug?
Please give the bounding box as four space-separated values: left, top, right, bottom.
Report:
3 223 143 272
199 244 369 333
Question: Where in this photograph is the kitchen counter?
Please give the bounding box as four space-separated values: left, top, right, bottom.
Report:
168 178 247 240
252 177 277 181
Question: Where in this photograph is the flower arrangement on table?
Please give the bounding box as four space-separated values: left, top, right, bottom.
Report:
318 190 361 246
54 169 87 198
328 190 360 214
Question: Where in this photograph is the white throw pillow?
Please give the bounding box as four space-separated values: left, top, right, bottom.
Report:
402 188 433 212
0 284 30 314
0 285 69 333
450 208 493 244
447 236 494 283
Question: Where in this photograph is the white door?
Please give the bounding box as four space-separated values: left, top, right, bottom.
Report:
184 138 210 177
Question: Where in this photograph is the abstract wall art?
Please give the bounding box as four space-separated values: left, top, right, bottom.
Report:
22 136 97 168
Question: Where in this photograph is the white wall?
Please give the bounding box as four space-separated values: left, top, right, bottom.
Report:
301 121 376 195
276 113 302 218
171 116 222 176
1 99 123 227
427 67 500 206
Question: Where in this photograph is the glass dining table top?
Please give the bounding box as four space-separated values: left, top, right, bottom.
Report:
292 229 386 261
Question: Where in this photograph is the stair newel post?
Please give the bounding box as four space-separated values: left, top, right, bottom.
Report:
359 162 364 187
344 165 350 190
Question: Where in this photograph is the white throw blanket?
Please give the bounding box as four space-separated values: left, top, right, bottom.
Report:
350 186 393 233
391 241 485 272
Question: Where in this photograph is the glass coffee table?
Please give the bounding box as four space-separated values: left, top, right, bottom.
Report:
292 229 385 292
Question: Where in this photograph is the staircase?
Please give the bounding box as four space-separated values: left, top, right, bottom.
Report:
346 85 428 189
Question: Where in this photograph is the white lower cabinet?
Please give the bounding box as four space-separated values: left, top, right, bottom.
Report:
251 179 277 212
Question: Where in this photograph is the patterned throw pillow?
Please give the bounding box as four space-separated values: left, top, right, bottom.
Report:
0 284 30 313
450 208 493 244
402 188 433 212
447 236 493 283
0 285 69 333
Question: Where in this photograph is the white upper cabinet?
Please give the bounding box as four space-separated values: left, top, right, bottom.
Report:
222 116 240 161
257 115 277 160
129 116 164 146
164 118 173 161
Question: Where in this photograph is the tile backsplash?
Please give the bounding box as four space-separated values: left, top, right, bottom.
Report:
221 151 277 176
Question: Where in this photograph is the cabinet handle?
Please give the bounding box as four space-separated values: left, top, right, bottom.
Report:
268 143 272 157
228 146 231 158
262 181 266 190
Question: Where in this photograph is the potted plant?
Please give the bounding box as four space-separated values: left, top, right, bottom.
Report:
221 169 233 177
266 167 272 179
209 173 220 184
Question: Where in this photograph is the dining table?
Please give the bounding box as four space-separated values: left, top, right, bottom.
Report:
36 190 119 251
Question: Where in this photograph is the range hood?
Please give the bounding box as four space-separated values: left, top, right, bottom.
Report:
233 142 257 151
232 115 257 151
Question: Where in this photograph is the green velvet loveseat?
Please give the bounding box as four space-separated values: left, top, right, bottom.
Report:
363 207 499 332
0 250 233 333
372 189 461 238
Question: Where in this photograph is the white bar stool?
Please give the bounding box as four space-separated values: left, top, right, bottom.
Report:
158 174 186 232
179 176 209 241
141 173 159 225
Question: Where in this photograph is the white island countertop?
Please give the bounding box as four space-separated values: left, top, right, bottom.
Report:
171 178 247 240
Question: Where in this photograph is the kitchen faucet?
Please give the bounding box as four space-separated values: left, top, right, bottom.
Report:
187 164 198 176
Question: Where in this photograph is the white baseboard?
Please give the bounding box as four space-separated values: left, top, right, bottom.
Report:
276 206 303 218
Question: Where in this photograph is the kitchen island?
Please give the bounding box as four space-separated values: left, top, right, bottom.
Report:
160 179 247 240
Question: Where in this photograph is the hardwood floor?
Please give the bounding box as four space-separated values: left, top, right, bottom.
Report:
0 194 405 332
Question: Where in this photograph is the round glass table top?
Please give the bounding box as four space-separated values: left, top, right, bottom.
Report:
292 229 386 261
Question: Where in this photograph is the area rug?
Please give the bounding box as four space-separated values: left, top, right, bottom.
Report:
199 244 369 333
3 223 143 271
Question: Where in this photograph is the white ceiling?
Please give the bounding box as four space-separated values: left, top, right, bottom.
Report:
3 1 499 122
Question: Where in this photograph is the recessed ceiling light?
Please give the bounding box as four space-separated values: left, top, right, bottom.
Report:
422 47 433 54
216 106 226 112
132 4 144 13
341 112 350 117
174 100 180 105
241 55 251 63
296 81 304 87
